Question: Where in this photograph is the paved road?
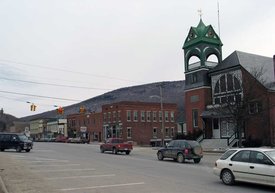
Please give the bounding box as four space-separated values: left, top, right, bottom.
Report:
0 142 274 193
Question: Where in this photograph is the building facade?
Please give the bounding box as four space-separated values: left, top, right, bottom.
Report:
183 19 275 146
67 112 103 142
46 119 68 138
102 101 178 146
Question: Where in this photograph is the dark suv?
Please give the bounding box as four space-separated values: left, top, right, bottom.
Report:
0 133 33 152
157 140 203 163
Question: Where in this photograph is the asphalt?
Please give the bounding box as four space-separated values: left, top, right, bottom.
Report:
0 152 60 193
0 146 224 193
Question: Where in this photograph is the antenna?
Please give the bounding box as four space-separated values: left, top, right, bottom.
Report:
198 9 203 19
217 1 221 37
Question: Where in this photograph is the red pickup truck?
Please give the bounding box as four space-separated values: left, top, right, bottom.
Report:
100 138 133 155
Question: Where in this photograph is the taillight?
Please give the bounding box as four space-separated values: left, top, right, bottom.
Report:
184 149 189 154
118 145 120 148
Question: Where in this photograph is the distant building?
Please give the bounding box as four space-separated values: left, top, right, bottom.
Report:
67 112 103 142
29 118 53 140
102 101 178 146
46 119 68 138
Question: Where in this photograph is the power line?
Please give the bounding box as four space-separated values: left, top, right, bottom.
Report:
0 90 81 102
0 59 145 84
0 77 111 91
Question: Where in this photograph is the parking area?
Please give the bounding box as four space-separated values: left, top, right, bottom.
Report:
0 152 147 193
0 145 222 193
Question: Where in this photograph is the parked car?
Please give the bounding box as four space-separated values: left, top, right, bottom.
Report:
100 138 133 155
157 139 203 163
213 148 275 187
67 137 89 144
0 133 33 152
55 135 68 143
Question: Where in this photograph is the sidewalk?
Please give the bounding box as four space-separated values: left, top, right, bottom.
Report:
0 152 59 193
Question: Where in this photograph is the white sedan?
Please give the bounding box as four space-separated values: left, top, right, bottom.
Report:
213 148 275 186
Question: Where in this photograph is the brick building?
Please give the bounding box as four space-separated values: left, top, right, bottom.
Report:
67 112 103 142
102 101 178 146
182 19 275 147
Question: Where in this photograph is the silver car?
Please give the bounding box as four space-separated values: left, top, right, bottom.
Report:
213 148 275 186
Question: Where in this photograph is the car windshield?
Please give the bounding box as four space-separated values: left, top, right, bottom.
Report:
265 150 275 162
18 135 29 142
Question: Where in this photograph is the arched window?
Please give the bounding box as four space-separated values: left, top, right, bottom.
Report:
206 54 218 67
213 74 242 104
188 56 200 69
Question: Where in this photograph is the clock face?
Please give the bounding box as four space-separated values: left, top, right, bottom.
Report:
208 30 213 37
189 32 195 39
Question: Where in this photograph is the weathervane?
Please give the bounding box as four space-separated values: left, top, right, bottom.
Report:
198 9 203 19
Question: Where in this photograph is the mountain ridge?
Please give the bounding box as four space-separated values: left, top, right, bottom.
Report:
20 80 185 121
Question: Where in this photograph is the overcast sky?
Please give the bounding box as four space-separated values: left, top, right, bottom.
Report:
0 0 275 118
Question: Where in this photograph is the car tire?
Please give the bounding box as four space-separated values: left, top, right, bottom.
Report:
16 146 22 152
157 151 164 160
0 148 4 152
100 147 104 153
113 147 118 154
126 151 130 155
194 158 201 163
26 149 31 152
221 169 235 185
177 153 185 163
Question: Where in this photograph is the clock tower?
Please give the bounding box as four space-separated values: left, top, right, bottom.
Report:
183 19 223 134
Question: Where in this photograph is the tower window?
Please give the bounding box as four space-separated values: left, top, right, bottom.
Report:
191 73 198 83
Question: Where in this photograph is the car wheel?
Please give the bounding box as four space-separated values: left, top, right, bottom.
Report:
100 147 104 153
221 169 235 185
26 149 31 152
194 158 201 163
157 151 164 160
16 146 22 152
113 147 118 154
126 151 130 155
177 153 185 163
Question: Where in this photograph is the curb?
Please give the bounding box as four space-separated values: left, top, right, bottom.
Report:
0 176 8 193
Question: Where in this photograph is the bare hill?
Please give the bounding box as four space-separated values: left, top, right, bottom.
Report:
20 80 185 121
0 109 19 132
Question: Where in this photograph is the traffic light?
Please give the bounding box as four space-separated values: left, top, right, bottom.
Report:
56 107 64 114
30 103 36 111
79 106 86 114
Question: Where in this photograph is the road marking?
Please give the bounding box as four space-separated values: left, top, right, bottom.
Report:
30 164 80 167
46 174 115 180
32 168 96 172
59 182 145 191
11 155 25 158
29 160 69 163
33 149 54 152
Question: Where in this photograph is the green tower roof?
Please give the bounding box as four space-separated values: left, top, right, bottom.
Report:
183 19 223 49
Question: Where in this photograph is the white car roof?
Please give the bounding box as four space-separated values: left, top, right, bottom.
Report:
228 147 275 152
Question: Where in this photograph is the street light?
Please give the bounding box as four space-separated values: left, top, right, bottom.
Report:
150 85 165 147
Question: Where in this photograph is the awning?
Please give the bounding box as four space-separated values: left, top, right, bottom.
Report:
150 138 161 142
200 109 230 118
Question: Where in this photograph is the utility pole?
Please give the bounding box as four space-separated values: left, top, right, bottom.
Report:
160 85 165 147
